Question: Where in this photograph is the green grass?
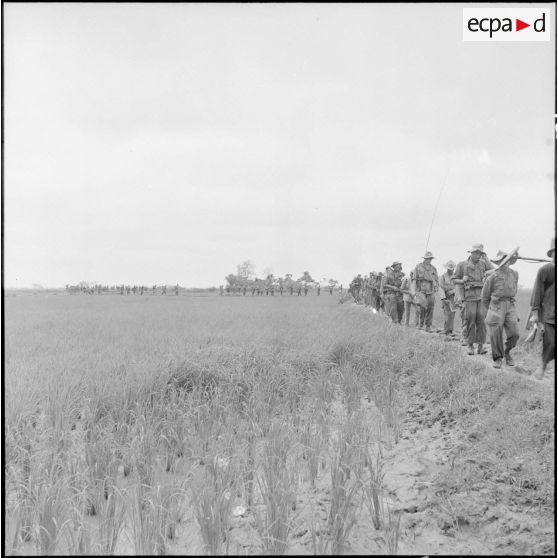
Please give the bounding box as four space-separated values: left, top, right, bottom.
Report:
4 291 554 555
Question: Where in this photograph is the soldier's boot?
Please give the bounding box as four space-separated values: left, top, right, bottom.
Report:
467 344 475 356
504 351 515 367
477 344 487 355
493 358 503 369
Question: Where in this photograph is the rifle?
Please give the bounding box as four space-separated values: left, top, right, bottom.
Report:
483 246 520 280
517 256 552 263
464 281 485 290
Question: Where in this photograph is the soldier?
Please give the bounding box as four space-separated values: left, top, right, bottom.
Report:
126 285 131 295
481 249 520 369
400 271 417 327
375 273 384 311
439 261 457 338
304 283 309 296
453 244 493 355
152 285 157 295
363 272 374 307
382 267 392 312
243 285 247 296
121 284 124 295
317 284 321 296
162 285 167 295
382 262 405 323
175 284 179 296
219 285 224 296
531 238 556 380
329 285 333 295
350 274 363 303
290 284 294 295
413 252 439 332
140 285 144 296
297 282 302 296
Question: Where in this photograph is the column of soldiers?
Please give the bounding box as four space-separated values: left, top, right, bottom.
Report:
69 284 181 295
220 279 339 296
348 238 556 376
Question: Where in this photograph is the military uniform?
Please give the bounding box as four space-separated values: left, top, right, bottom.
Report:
530 238 556 379
481 253 519 367
374 274 383 311
413 253 439 331
453 249 493 350
400 274 417 326
350 276 362 303
382 264 404 323
439 265 456 335
531 262 556 369
364 274 373 307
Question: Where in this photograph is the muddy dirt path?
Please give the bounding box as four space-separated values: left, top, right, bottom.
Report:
353 305 555 555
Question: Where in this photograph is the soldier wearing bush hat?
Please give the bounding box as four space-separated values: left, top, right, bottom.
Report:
481 249 520 369
453 243 494 355
412 252 438 332
531 238 556 380
440 261 457 338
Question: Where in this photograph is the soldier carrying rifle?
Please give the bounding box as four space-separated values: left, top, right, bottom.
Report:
453 244 493 355
481 248 520 369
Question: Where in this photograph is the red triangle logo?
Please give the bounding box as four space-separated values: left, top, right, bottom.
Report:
516 19 530 31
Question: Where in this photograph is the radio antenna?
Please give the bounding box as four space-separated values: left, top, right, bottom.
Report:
425 166 450 252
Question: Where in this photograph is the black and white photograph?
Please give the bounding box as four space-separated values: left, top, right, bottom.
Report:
3 2 556 555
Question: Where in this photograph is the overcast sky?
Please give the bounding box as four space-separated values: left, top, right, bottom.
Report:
4 3 556 288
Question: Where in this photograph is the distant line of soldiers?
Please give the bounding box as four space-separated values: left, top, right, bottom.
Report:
66 284 181 295
349 239 556 376
219 279 342 297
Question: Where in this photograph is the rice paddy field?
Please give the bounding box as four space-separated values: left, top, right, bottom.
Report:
3 290 555 555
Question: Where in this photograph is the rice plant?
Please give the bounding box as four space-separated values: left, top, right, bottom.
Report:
254 420 298 555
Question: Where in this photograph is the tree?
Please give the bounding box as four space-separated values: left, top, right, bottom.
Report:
297 271 314 284
225 274 239 288
237 260 256 281
328 278 339 288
